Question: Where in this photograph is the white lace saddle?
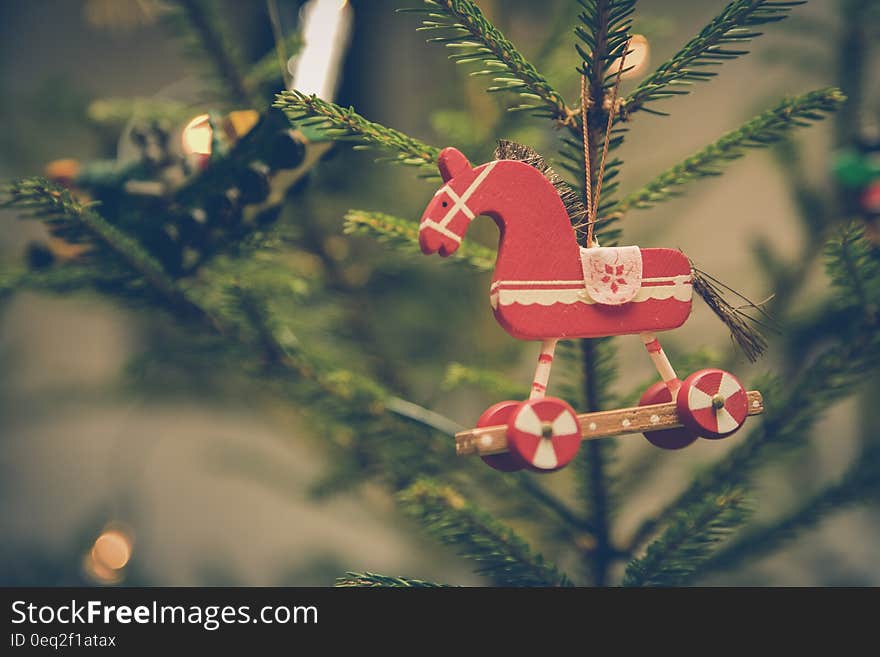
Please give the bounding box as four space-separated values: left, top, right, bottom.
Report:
579 246 643 305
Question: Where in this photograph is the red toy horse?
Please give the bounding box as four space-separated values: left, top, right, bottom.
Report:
419 147 764 473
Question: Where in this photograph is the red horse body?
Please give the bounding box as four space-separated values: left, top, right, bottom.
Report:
417 147 756 472
418 148 692 340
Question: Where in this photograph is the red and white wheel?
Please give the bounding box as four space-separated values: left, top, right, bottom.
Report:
477 401 526 472
639 380 698 450
506 397 581 472
676 369 749 439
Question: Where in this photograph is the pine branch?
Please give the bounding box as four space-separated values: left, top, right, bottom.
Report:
629 340 879 552
0 182 398 434
343 210 495 271
0 266 26 299
336 572 451 587
697 445 880 579
402 0 571 120
1 179 209 323
622 488 749 586
580 338 617 586
614 88 845 213
632 328 880 546
0 261 136 301
166 0 256 106
274 91 440 175
399 479 574 586
571 6 632 582
575 0 636 86
87 97 193 129
628 227 880 552
824 222 880 316
383 395 590 536
569 2 633 242
624 0 806 115
442 362 523 399
579 337 619 585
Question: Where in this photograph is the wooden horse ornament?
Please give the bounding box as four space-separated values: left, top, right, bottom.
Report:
419 147 764 473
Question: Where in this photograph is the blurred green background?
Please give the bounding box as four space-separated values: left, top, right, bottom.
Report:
1 0 878 586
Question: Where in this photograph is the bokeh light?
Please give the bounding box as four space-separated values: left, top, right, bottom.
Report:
83 526 134 585
181 114 213 156
621 34 650 79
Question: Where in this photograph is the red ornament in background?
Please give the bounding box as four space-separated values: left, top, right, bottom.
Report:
862 181 880 215
420 147 764 472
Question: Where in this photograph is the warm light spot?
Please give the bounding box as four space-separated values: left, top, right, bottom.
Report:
620 34 650 80
91 529 132 571
181 114 213 156
83 553 123 585
45 158 81 185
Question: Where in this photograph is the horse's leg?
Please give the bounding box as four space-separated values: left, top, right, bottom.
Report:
640 333 681 396
529 339 559 400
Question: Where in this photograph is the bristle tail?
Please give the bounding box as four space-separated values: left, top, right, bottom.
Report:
690 264 773 362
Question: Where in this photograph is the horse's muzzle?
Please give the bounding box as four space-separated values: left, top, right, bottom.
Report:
419 223 460 257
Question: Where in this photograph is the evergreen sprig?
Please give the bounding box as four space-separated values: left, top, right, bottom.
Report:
614 88 845 213
624 0 806 115
164 0 256 106
343 210 495 272
698 444 880 578
575 0 637 84
442 362 523 399
274 91 441 174
1 179 207 321
0 181 395 424
576 338 620 585
824 222 880 315
403 0 570 119
623 488 749 586
336 572 451 587
629 226 880 552
399 479 573 586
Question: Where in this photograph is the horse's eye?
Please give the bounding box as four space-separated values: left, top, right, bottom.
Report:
442 201 449 208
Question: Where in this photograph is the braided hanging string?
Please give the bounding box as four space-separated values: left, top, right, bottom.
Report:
577 38 770 359
582 37 630 248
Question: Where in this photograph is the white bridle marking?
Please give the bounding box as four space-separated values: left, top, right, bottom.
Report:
420 219 463 244
422 161 498 241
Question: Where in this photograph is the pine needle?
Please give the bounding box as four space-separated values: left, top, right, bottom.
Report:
274 91 440 175
614 88 846 213
625 0 807 114
623 488 750 586
336 572 451 587
399 479 574 586
403 0 571 120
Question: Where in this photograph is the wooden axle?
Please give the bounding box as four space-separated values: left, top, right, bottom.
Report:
455 390 764 457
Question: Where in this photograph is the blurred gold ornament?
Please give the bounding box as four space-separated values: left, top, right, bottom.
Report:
224 110 260 141
181 114 213 156
619 34 650 80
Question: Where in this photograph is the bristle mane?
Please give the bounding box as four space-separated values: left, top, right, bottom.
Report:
494 140 587 227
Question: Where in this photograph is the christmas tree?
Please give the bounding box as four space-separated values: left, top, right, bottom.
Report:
2 0 879 586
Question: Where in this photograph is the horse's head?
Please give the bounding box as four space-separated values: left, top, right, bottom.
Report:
419 147 485 257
